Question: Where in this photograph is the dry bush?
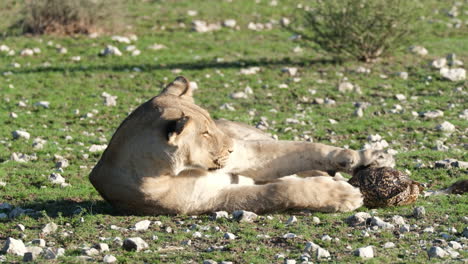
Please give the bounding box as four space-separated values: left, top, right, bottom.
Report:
13 0 124 35
290 0 428 62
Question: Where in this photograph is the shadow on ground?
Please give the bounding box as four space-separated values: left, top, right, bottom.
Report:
0 57 338 75
21 198 116 217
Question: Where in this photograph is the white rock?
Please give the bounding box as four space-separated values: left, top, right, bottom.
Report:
282 67 298 76
321 235 332 241
100 45 122 56
42 247 65 259
283 233 297 239
440 67 466 81
240 67 261 75
32 138 46 149
1 237 27 256
395 94 406 101
84 248 99 256
304 241 320 253
280 17 290 26
223 19 237 28
134 220 151 231
448 241 461 250
20 49 34 56
212 211 228 219
431 58 447 69
230 91 248 99
370 217 394 229
423 226 434 233
111 35 131 43
23 246 43 261
103 254 117 263
354 246 374 258
31 239 46 248
71 56 81 61
338 82 354 93
421 110 444 118
148 43 167 50
12 130 30 140
131 49 141 56
0 44 10 52
48 173 65 185
192 232 202 238
397 72 408 80
10 152 37 163
435 121 455 133
89 144 107 152
427 246 447 258
219 103 235 111
392 215 406 226
224 232 236 240
409 45 428 56
102 92 117 106
312 216 320 224
192 20 221 33
346 212 371 226
286 216 297 224
122 237 148 252
399 224 410 233
316 247 331 259
34 101 50 108
42 222 58 234
383 242 395 248
413 206 425 218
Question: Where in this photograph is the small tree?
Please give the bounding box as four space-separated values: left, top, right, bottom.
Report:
290 0 427 62
12 0 124 35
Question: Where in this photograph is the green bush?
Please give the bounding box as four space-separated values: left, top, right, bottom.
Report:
13 0 124 35
291 0 427 62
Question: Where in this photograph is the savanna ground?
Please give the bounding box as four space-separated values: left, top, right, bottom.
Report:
0 0 467 263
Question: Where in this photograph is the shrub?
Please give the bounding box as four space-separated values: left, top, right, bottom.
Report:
12 0 124 35
291 0 427 62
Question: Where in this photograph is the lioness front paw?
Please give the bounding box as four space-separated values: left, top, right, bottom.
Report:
330 181 364 212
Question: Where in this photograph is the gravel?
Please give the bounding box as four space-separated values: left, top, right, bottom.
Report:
232 210 258 222
134 220 151 231
42 222 58 235
427 246 447 258
12 130 30 140
346 212 371 227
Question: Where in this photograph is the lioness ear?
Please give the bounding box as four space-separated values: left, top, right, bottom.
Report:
160 76 194 102
166 116 191 146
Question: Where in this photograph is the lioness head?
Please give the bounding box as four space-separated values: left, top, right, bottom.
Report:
153 76 234 173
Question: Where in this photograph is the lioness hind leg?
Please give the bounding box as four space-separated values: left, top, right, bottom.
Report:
213 176 363 213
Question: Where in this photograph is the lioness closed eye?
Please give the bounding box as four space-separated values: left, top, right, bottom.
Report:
89 76 395 215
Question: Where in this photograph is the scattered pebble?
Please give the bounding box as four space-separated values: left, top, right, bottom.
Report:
409 45 428 56
42 222 58 234
1 237 27 256
122 237 149 252
134 220 151 231
440 68 466 81
12 130 30 140
100 45 122 56
435 121 455 133
413 206 426 218
103 254 117 263
354 246 374 258
427 246 447 258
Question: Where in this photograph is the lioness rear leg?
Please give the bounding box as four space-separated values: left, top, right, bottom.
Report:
213 176 363 213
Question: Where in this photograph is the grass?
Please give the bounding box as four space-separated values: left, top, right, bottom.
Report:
0 0 467 263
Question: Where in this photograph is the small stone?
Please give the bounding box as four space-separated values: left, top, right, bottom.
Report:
55 159 69 169
31 239 46 248
230 91 248 99
448 241 461 250
427 246 447 258
48 173 65 185
338 82 354 93
312 216 320 224
435 121 455 133
100 45 122 56
286 215 297 224
102 92 117 107
122 237 148 252
354 107 363 117
395 94 406 101
89 144 107 152
423 227 434 233
383 242 395 248
84 248 99 256
391 215 406 226
316 247 331 259
93 243 109 252
134 220 151 231
12 130 30 140
42 222 58 234
354 246 374 258
413 206 425 218
232 210 258 222
1 237 27 256
321 235 332 241
284 259 296 264
203 260 217 264
431 58 447 69
346 212 371 226
42 247 64 259
409 45 428 56
420 110 444 118
224 232 236 240
212 211 228 220
370 217 395 229
399 224 410 233
103 254 117 263
397 72 408 80
282 67 298 76
283 233 297 239
223 19 237 28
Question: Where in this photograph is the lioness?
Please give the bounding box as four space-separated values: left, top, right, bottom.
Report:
89 76 394 215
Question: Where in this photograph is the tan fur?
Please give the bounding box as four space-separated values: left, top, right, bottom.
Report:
89 76 395 215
